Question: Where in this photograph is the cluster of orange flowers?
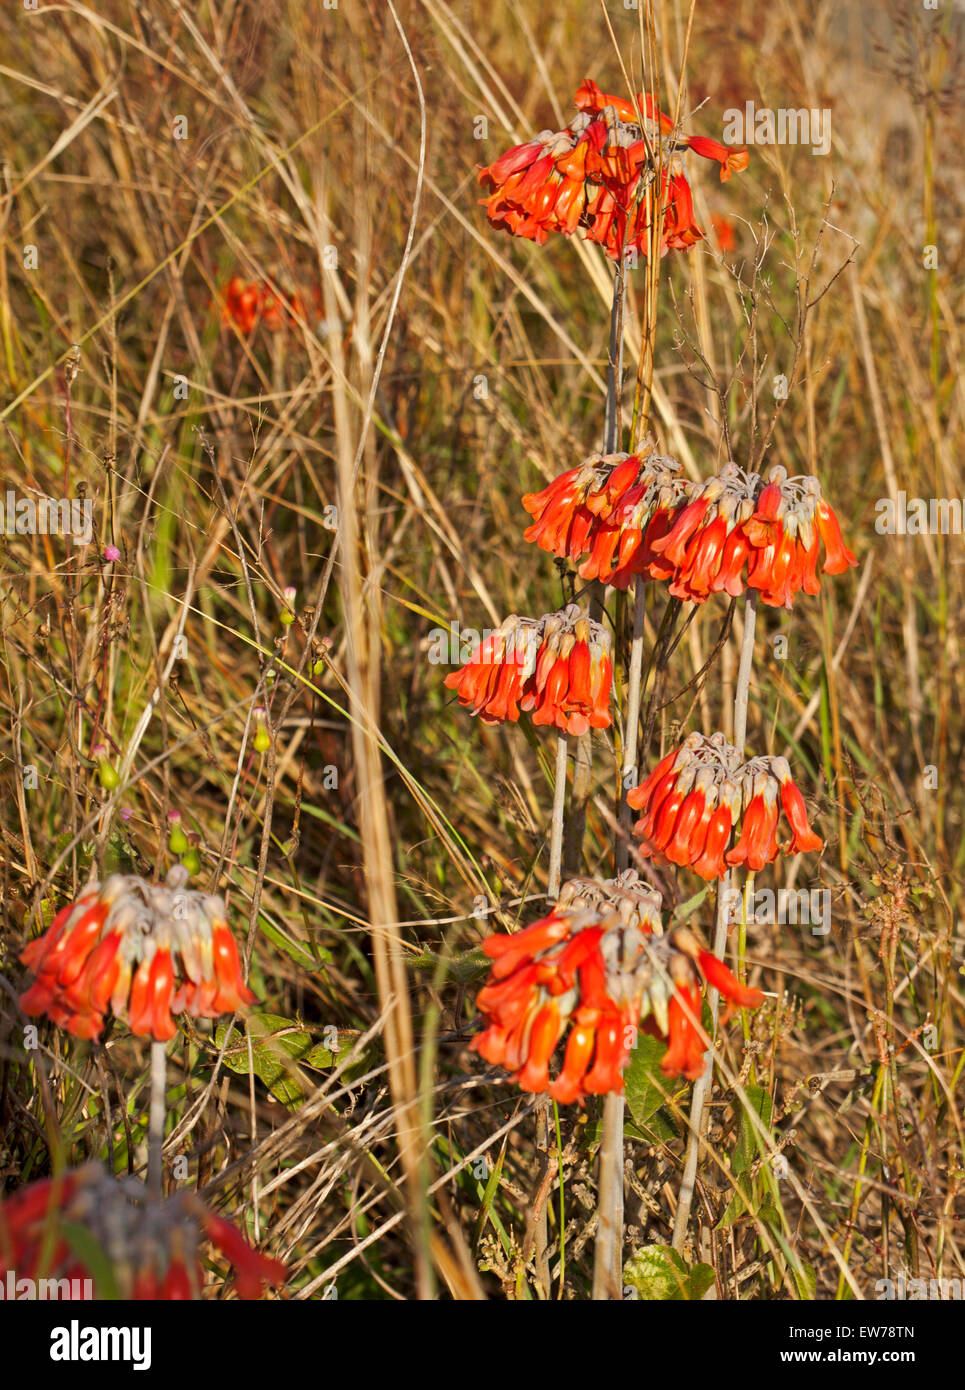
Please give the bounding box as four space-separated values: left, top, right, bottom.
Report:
19 866 255 1040
454 78 861 1112
221 274 318 335
443 604 613 735
523 443 690 588
471 872 764 1095
523 449 856 608
628 732 823 880
478 79 748 259
652 462 857 607
0 1165 285 1300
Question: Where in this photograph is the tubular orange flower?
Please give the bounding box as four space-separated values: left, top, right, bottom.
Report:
643 932 764 1080
221 275 306 335
649 462 857 607
521 443 692 589
478 80 748 261
628 731 823 878
711 213 737 253
0 1164 286 1300
19 866 256 1041
443 604 612 735
222 275 262 334
471 874 662 1103
471 873 764 1096
573 81 750 182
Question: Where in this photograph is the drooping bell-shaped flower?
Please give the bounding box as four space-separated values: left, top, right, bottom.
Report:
628 732 823 879
20 865 255 1041
0 1164 286 1300
471 871 764 1096
522 443 692 589
650 463 857 608
444 604 612 735
479 80 748 260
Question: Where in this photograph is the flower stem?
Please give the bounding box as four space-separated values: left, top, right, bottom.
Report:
592 1089 626 1299
604 258 627 453
547 734 568 900
617 581 647 871
733 589 758 750
588 256 631 1301
568 260 628 883
672 590 758 1255
533 1101 552 1298
539 734 569 1299
148 1040 166 1201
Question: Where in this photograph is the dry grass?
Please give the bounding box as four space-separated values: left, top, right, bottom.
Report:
0 0 962 1299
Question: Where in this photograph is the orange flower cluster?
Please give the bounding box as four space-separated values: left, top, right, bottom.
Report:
443 604 612 735
522 443 690 588
20 866 255 1041
478 79 748 259
471 872 764 1094
628 732 823 880
645 927 765 1081
523 452 857 609
651 462 857 607
222 275 313 334
0 1164 286 1300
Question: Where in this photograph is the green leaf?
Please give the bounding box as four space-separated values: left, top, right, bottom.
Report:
101 830 139 876
258 917 331 973
731 1084 774 1176
214 1012 347 1109
720 1176 752 1227
623 1244 715 1300
635 1106 680 1144
770 1228 817 1299
410 946 489 985
670 883 712 923
60 1222 121 1300
624 1033 671 1127
688 1262 717 1299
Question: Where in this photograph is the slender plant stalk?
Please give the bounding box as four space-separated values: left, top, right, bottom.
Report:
589 256 630 1300
538 717 572 1299
733 591 758 751
568 259 627 889
326 226 435 1301
672 590 758 1254
148 1040 166 1201
547 734 568 900
603 258 626 449
533 1102 552 1299
617 583 648 870
592 1084 626 1300
538 733 569 1296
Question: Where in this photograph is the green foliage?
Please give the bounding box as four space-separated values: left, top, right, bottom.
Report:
623 1244 715 1301
215 1012 353 1109
623 1033 671 1127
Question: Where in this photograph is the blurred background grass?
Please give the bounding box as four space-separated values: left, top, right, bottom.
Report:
0 0 962 1298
